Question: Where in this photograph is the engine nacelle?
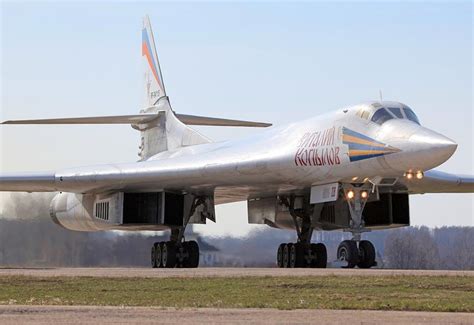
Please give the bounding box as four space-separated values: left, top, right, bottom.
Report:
247 197 297 230
49 192 114 231
247 192 410 231
50 191 214 232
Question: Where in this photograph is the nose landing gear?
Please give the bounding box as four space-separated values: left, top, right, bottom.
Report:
357 240 376 268
336 239 376 268
336 185 377 268
336 240 359 268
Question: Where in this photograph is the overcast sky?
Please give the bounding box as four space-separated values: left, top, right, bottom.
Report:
1 1 472 234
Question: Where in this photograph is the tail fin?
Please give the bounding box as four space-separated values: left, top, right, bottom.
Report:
140 16 209 159
1 16 272 162
142 15 166 106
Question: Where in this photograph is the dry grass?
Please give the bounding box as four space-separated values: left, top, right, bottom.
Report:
0 275 472 312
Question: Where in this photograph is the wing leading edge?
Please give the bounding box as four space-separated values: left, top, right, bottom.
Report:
1 167 472 197
403 170 474 194
0 172 57 192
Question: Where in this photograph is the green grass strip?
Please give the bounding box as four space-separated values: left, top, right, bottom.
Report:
0 275 472 312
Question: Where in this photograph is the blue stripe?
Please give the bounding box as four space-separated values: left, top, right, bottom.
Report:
142 29 158 78
345 143 389 151
349 153 386 162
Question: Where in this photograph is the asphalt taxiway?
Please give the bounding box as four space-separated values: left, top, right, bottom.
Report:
0 305 472 325
0 267 472 278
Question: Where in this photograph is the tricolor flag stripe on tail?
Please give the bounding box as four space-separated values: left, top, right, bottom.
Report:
342 127 400 162
142 29 163 90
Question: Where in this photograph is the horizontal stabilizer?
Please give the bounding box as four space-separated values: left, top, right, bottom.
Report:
2 113 271 127
176 114 272 127
1 114 159 125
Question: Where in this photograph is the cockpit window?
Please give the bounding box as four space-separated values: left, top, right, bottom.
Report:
371 108 394 125
387 107 403 118
403 107 420 125
357 107 371 120
357 104 421 125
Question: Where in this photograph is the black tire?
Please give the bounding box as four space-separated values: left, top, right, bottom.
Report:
183 241 200 268
337 240 358 268
282 243 290 268
277 243 285 268
357 240 376 268
291 243 306 268
156 242 164 268
310 243 318 268
151 243 158 268
311 243 327 268
162 241 177 268
288 243 298 268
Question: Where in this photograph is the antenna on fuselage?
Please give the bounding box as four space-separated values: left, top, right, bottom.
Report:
379 90 383 102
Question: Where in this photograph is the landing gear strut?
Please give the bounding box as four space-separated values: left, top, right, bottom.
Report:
276 197 327 268
151 197 205 268
336 185 376 268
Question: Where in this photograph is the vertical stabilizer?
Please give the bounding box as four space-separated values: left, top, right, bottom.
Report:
138 16 211 160
142 15 166 106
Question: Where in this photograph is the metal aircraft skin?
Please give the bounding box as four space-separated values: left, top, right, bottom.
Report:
1 16 472 268
1 100 471 199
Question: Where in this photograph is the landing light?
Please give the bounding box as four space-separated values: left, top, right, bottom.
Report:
416 171 424 179
361 191 368 199
346 190 355 200
405 172 414 180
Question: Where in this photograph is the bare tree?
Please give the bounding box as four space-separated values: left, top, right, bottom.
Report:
1 193 472 269
384 227 439 269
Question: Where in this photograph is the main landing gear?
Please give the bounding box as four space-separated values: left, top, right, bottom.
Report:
276 197 327 268
151 239 199 268
336 185 376 268
276 185 378 269
150 197 206 268
277 242 327 268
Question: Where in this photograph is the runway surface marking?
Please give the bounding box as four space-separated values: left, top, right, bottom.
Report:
0 267 472 278
0 306 472 325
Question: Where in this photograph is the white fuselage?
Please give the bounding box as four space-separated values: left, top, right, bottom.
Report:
52 103 456 204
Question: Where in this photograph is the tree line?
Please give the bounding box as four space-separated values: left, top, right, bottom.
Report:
0 193 472 269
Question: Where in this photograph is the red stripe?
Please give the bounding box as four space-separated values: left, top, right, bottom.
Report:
142 41 162 90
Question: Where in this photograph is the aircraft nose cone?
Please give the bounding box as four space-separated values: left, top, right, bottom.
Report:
405 128 457 169
377 120 457 172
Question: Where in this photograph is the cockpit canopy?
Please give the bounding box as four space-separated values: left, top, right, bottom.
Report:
355 102 420 125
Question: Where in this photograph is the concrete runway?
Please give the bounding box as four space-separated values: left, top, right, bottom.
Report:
0 305 472 325
0 267 472 278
